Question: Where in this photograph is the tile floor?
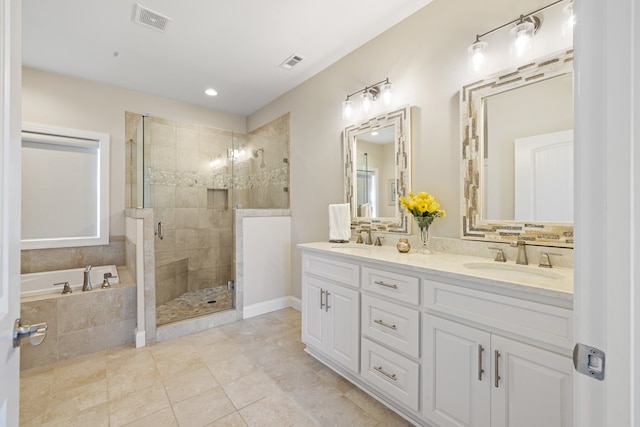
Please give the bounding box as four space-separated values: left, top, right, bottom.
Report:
19 308 413 427
156 286 233 326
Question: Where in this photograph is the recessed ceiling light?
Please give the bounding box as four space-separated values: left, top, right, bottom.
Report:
205 88 218 97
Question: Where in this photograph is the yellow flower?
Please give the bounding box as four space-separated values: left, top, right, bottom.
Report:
399 190 445 219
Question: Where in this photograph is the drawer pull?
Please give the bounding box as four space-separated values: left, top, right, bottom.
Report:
374 280 398 289
478 344 484 381
373 319 397 330
374 366 397 381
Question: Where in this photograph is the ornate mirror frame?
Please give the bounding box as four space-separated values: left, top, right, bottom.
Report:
461 49 574 247
344 106 411 234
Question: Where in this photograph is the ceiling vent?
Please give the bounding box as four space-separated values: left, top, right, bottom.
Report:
132 4 172 32
279 54 304 70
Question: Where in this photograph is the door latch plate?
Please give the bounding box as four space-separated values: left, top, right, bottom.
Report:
573 343 605 380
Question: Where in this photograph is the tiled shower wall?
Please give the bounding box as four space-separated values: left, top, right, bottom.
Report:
140 116 235 294
234 113 290 209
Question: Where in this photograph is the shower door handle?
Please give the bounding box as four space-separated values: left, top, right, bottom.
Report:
156 222 164 240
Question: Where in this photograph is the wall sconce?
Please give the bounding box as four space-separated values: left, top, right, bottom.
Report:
467 0 569 73
342 78 392 120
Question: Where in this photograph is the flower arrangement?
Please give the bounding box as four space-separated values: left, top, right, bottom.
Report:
398 191 445 253
399 191 446 219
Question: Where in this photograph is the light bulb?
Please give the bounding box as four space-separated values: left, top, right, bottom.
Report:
342 99 353 120
510 20 534 57
468 40 488 73
362 91 373 113
381 82 392 105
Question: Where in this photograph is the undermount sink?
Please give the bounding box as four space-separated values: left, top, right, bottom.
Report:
462 262 562 280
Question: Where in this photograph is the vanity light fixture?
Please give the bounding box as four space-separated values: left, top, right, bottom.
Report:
467 0 566 72
342 78 392 120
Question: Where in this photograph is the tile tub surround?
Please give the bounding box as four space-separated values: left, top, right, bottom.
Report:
21 236 126 274
19 308 410 427
20 266 137 370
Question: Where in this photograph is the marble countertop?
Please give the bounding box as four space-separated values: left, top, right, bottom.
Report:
298 242 573 306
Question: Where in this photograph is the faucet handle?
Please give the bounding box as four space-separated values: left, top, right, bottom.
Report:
539 252 562 268
488 247 506 262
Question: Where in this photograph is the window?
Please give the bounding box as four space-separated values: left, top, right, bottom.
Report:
21 123 109 249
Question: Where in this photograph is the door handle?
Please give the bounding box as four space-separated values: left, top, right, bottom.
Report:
478 344 485 381
494 350 501 388
156 221 164 240
325 291 331 312
320 289 325 310
13 318 48 348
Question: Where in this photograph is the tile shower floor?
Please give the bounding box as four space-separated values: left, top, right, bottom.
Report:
19 308 412 427
156 286 233 326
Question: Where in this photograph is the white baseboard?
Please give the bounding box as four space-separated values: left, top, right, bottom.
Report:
243 296 301 319
135 329 146 348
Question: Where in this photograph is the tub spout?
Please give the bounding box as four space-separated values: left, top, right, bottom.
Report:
82 265 92 291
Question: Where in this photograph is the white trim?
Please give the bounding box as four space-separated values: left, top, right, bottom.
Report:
135 218 145 347
243 296 301 319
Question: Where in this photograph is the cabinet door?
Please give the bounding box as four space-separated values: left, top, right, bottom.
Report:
423 315 491 427
491 335 572 427
326 283 360 373
302 276 325 350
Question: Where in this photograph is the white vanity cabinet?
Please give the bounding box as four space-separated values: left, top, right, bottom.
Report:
299 243 574 427
423 281 573 427
360 266 422 411
301 254 360 373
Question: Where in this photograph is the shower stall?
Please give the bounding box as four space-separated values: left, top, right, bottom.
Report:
125 112 290 327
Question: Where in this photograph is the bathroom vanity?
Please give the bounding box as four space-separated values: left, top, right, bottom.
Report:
300 242 573 427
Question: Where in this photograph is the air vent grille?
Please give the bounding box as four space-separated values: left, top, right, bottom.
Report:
279 54 304 70
132 4 172 32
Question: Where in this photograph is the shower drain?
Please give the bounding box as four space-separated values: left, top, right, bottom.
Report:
207 300 217 304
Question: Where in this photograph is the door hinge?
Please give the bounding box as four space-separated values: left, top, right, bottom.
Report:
573 343 605 380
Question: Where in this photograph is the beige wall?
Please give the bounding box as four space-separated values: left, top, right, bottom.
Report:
22 68 247 238
247 0 571 298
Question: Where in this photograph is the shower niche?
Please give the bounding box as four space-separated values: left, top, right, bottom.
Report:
125 111 290 327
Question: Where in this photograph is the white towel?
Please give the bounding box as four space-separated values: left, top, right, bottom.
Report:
328 203 351 242
359 203 372 218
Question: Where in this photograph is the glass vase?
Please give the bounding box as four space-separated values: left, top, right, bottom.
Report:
414 216 435 254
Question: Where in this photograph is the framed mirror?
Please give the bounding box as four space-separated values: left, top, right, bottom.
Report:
461 49 574 247
344 106 411 233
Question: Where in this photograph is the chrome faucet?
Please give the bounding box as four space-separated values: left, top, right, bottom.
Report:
511 240 528 265
82 265 92 291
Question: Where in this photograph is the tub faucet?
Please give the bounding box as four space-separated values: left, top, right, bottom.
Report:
82 265 92 291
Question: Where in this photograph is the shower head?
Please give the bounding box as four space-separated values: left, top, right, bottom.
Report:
252 148 266 168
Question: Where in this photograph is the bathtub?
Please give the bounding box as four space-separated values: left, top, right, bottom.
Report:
21 265 120 297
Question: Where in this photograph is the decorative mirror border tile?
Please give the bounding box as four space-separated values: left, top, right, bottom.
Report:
344 106 411 234
461 49 574 247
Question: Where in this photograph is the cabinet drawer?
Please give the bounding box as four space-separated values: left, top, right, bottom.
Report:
361 338 419 411
362 267 419 304
362 294 420 358
423 279 573 350
303 254 359 288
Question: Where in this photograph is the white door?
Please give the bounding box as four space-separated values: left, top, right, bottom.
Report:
0 0 23 425
325 283 359 373
301 277 325 349
423 315 490 427
514 130 573 222
491 336 572 427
